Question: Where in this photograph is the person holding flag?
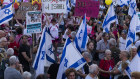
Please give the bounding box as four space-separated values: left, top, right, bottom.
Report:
32 27 55 77
57 14 88 79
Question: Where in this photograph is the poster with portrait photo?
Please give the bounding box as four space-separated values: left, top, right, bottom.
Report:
26 11 42 34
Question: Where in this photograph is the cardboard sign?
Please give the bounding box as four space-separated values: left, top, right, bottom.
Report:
74 0 99 18
26 11 42 34
42 0 67 13
14 2 39 20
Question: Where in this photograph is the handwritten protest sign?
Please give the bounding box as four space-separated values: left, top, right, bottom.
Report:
26 11 42 34
42 0 67 13
136 12 140 33
14 2 39 20
74 0 99 18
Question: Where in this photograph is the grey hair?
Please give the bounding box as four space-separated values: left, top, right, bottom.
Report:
22 71 32 79
0 37 7 43
109 38 116 46
9 56 19 65
82 51 92 61
121 50 129 58
89 64 98 74
70 31 76 39
6 48 14 56
105 49 111 54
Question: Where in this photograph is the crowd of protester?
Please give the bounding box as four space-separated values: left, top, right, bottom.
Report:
0 0 140 79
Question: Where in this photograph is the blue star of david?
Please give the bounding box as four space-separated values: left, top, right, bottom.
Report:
41 51 45 60
64 58 68 67
4 9 11 14
78 30 82 40
131 2 136 9
48 44 53 55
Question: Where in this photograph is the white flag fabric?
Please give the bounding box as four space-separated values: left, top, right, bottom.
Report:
125 13 138 50
57 38 86 79
0 3 13 25
125 51 140 79
3 0 11 6
102 4 118 33
33 27 55 77
116 0 130 7
74 14 88 53
128 0 137 17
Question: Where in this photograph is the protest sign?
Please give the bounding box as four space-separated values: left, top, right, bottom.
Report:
14 2 39 20
135 12 140 33
42 0 67 13
74 0 99 18
26 11 42 34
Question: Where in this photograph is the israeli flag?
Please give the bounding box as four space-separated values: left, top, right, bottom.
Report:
125 13 138 50
57 38 86 79
33 27 55 77
116 0 130 7
125 51 140 79
74 14 88 53
128 0 137 17
0 3 13 25
71 0 76 7
102 4 118 33
66 0 71 12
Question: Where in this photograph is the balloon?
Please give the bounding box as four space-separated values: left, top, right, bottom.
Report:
105 0 112 5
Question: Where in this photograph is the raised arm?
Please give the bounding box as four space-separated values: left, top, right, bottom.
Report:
16 19 25 29
58 13 64 25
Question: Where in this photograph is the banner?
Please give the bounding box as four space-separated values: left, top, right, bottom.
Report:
136 12 140 33
14 2 40 20
74 0 99 17
42 0 67 13
26 11 42 34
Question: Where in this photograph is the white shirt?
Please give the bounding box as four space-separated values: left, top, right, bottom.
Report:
119 37 126 51
49 23 59 40
85 74 98 79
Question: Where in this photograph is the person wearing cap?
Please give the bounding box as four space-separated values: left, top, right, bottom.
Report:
4 56 23 79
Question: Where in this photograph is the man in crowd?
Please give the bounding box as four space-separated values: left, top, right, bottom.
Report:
4 56 23 79
96 32 110 60
85 64 99 79
18 35 32 72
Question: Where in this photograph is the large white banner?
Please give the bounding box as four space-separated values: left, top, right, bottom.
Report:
42 0 67 13
26 11 42 34
136 12 140 33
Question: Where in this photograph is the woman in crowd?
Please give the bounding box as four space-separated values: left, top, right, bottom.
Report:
99 49 115 79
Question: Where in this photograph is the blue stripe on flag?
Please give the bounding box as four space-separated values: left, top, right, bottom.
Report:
138 50 140 57
60 38 71 63
103 15 117 27
126 40 132 48
0 14 13 24
69 58 86 68
74 37 82 53
46 54 56 63
34 28 46 70
1 3 12 10
126 66 132 76
81 24 87 48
